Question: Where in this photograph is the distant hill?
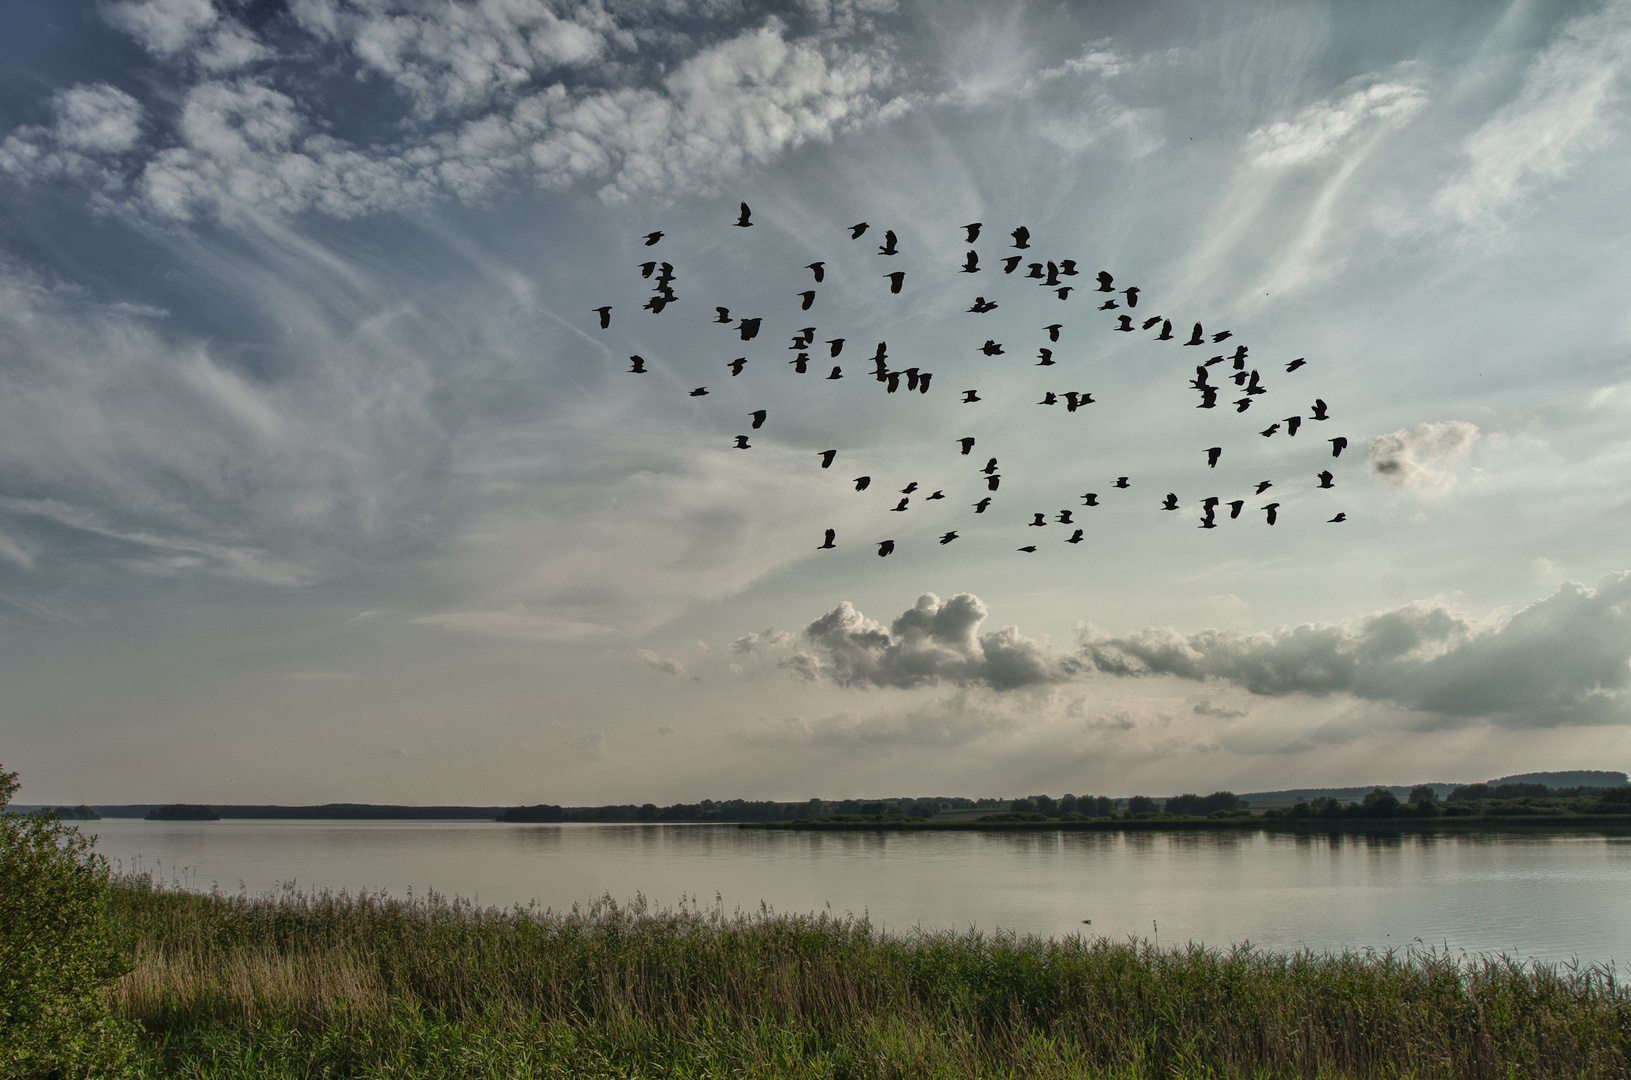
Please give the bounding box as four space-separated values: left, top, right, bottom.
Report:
1488 771 1626 788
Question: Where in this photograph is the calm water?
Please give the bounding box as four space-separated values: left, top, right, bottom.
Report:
81 820 1631 963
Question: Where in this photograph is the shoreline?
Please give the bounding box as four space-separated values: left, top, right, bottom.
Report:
746 813 1631 834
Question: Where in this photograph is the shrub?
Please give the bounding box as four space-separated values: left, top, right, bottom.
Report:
0 764 136 1079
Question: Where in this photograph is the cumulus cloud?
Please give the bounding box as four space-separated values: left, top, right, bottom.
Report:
793 592 1082 690
103 0 272 71
1368 421 1480 491
1248 78 1428 169
0 84 145 187
637 648 686 677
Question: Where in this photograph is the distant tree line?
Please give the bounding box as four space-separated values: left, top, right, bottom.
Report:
499 796 1008 824
1263 784 1631 820
144 805 219 821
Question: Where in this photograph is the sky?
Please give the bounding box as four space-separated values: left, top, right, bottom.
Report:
4 0 1631 806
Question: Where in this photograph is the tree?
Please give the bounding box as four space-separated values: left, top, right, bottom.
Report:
1361 787 1401 816
1126 796 1160 817
0 764 136 1077
1408 785 1438 806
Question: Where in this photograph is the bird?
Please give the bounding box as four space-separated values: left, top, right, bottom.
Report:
1142 316 1165 330
1211 330 1232 343
1317 470 1335 489
926 490 945 500
1201 496 1220 519
1329 513 1346 523
986 475 1001 491
1284 416 1302 437
1162 493 1179 511
1060 260 1079 276
1030 513 1047 526
1310 399 1329 420
1044 323 1062 341
961 251 980 273
1055 287 1074 300
901 482 918 494
643 231 663 246
877 540 894 557
737 318 761 341
1197 386 1219 408
1262 503 1280 525
727 357 747 376
827 366 842 379
1037 348 1055 366
734 435 751 449
1066 529 1084 543
807 262 825 282
593 306 612 328
1184 323 1205 346
962 390 981 403
1081 493 1099 506
1018 545 1037 553
891 498 910 512
1230 345 1248 363
1115 315 1135 332
878 230 899 256
1234 397 1252 413
854 476 871 491
689 387 708 396
826 338 844 357
873 342 888 362
1064 392 1094 411
655 261 675 282
1228 500 1245 519
918 372 933 394
1123 287 1139 307
714 306 731 323
958 437 976 455
1254 481 1273 494
1012 226 1031 248
734 201 752 227
1230 369 1250 387
964 222 982 242
819 529 836 549
903 367 920 391
1096 271 1114 292
1057 510 1074 524
1207 447 1222 468
973 497 992 513
1002 256 1023 274
885 271 905 294
1038 392 1057 405
940 531 959 544
885 371 902 393
792 327 817 347
1045 261 1061 286
981 340 1005 356
790 354 808 373
750 409 766 429
1193 367 1212 388
982 457 998 475
628 355 647 373
1245 371 1267 396
639 261 656 278
798 290 816 310
1114 477 1130 489
1099 299 1119 310
849 222 869 238
1026 263 1045 279
967 296 998 313
1286 358 1307 372
1261 423 1280 438
819 450 837 468
1330 437 1348 458
1156 320 1174 340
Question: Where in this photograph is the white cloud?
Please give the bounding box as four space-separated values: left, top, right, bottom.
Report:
1368 421 1480 491
103 0 219 57
637 648 686 677
1248 79 1428 170
0 84 144 187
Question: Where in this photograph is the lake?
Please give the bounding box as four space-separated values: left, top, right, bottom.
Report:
81 819 1631 964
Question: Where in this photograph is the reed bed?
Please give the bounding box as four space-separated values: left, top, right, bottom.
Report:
107 876 1631 1079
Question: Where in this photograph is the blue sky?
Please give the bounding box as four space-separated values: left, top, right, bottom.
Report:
4 0 1631 805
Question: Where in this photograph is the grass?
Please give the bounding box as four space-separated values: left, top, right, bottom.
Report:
104 876 1631 1079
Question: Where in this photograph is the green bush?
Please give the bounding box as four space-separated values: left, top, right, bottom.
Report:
0 764 136 1079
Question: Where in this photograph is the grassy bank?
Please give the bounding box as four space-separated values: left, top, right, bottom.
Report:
103 877 1630 1079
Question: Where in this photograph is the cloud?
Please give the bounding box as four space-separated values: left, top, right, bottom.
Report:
103 0 273 71
637 649 686 677
413 607 614 641
1368 421 1480 491
794 592 1082 690
0 84 145 187
1247 79 1428 169
731 629 792 654
1081 573 1631 727
736 690 1024 749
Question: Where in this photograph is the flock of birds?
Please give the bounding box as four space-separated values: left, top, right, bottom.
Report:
593 204 1346 556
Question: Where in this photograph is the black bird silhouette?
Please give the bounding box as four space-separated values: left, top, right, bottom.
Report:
958 437 976 455
1142 316 1164 330
1045 262 1061 286
1245 370 1267 395
1057 510 1074 524
918 372 933 394
1286 357 1307 372
891 498 910 512
1066 529 1085 544
1205 355 1228 368
1260 422 1280 438
1197 386 1219 408
1229 499 1245 519
1081 493 1099 506
1200 497 1219 529
1012 226 1031 248
750 409 766 429
1234 397 1253 412
1002 256 1023 274
1098 299 1119 310
734 435 751 449
1255 480 1273 494
1211 330 1232 343
1064 392 1094 411
1317 470 1335 489
973 497 992 513
901 482 918 495
819 449 837 468
885 371 902 393
1207 447 1222 468
967 296 998 313
904 367 921 391
644 295 672 313
1114 477 1130 489
656 262 675 282
1284 416 1302 437
806 262 825 282
593 306 612 328
1156 320 1174 340
1018 545 1037 552
1310 399 1329 420
964 223 982 242
878 230 898 256
1096 271 1114 292
940 531 959 544
1030 513 1047 526
1026 263 1045 279
1184 323 1205 346
1037 348 1055 366
819 529 836 549
982 457 998 475
1038 392 1057 405
885 271 905 294
873 342 888 362
1162 493 1179 510
790 354 808 373
689 387 708 396
713 306 731 323
727 357 746 376
735 201 752 227
643 231 663 246
854 476 871 491
1123 287 1139 307
639 261 656 278
849 222 868 238
826 338 844 357
1230 345 1248 363
926 490 945 500
737 318 761 341
798 290 816 310
961 251 980 273
1193 366 1212 388
877 540 894 557
628 355 647 373
827 366 842 379
1329 513 1346 523
962 390 981 403
1262 503 1280 525
1044 323 1062 341
1115 315 1135 332
793 326 816 346
1331 437 1348 458
981 340 1005 356
986 475 1001 491
1060 260 1079 276
1055 287 1074 299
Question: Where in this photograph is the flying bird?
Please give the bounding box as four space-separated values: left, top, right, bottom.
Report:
981 340 1005 356
1037 348 1055 366
819 450 837 468
727 357 747 376
901 482 918 494
961 251 980 273
986 475 1001 491
885 271 905 294
688 387 707 396
798 290 816 310
1310 399 1329 420
827 366 842 379
1098 299 1119 310
643 231 663 246
854 476 871 491
1184 323 1205 346
1063 392 1093 411
967 296 998 313
737 318 761 341
1286 358 1307 372
973 497 992 513
1057 510 1074 524
593 306 612 328
850 222 869 238
1115 315 1135 332
891 498 910 512
1045 262 1061 286
1261 423 1280 438
1211 330 1232 343
1038 392 1057 405
818 529 836 549
1331 437 1348 457
878 230 899 256
1012 226 1031 248
1060 260 1079 276
1081 493 1099 506
885 371 902 393
1329 513 1346 523
639 261 656 278
790 354 808 373
734 435 751 449
826 338 844 356
939 531 959 544
873 342 888 362
1162 493 1179 511
1317 470 1335 489
982 457 998 475
750 409 766 429
1229 500 1245 519
1123 287 1139 307
1254 481 1273 494
926 490 945 500
734 201 752 227
1002 256 1023 274
962 390 981 403
958 437 976 455
1114 477 1130 489
1030 513 1048 526
714 306 731 323
1026 263 1045 279
1055 287 1074 300
877 540 894 557
1230 345 1248 363
964 223 982 242
1156 320 1174 340
628 355 647 373
1234 397 1253 413
1096 271 1114 292
1018 546 1037 553
806 262 825 282
1207 447 1222 468
793 326 817 347
903 367 920 391
1262 503 1280 525
1197 386 1219 408
1044 323 1062 341
1284 416 1302 437
1142 316 1165 330
918 372 933 394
